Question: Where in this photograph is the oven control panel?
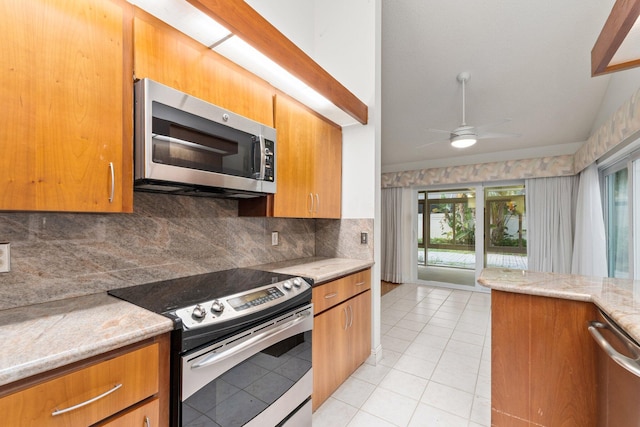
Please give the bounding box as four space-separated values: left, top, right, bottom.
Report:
175 276 311 329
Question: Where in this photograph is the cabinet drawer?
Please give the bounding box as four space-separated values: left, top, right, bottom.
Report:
313 269 371 314
98 398 159 427
0 343 159 427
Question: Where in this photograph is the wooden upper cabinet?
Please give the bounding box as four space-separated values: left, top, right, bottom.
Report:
313 115 342 218
272 94 342 218
0 0 133 212
132 9 274 127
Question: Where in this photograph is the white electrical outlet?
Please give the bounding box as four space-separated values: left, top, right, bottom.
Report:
271 231 279 246
0 243 10 273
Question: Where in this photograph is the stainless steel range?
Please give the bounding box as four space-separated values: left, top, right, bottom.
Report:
109 268 313 427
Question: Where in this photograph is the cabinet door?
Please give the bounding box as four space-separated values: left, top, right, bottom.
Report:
273 95 315 218
312 116 342 218
0 0 133 212
348 290 371 372
312 300 351 410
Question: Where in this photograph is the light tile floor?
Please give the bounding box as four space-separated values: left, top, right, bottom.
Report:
312 283 491 427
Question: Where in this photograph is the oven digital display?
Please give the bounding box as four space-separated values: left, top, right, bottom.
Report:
228 287 284 311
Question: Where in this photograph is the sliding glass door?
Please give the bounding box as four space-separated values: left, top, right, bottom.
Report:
603 164 630 278
484 186 527 269
416 183 526 289
416 189 477 287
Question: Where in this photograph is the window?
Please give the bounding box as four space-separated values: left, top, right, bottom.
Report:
600 140 640 279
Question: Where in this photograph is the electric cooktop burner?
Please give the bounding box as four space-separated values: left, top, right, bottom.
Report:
108 268 312 331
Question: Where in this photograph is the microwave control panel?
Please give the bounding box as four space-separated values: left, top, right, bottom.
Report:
264 139 275 182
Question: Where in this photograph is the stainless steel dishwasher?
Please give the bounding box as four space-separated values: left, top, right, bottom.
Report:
588 310 640 427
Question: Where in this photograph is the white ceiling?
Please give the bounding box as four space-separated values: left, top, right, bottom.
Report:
381 0 617 172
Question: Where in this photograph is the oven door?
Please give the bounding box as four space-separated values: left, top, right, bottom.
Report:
180 304 313 427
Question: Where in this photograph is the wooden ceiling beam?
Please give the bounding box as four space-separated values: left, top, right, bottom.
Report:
187 0 368 125
592 0 640 76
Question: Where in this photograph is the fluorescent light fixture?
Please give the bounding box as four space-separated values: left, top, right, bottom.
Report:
451 135 477 148
128 0 358 126
126 0 231 47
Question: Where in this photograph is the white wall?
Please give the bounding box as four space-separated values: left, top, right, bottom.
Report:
245 0 315 56
591 67 640 134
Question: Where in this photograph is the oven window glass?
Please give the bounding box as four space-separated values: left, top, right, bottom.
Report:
182 331 311 426
151 102 258 179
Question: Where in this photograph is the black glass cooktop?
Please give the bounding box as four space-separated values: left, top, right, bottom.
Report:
108 268 306 314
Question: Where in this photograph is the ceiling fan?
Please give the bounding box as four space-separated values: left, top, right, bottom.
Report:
423 72 519 149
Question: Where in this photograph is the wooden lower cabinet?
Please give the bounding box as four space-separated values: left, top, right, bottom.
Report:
0 334 170 427
312 270 371 411
492 291 598 426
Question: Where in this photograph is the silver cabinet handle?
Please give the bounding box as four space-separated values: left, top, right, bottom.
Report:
588 320 640 378
144 415 151 427
308 193 314 214
348 305 354 328
324 292 338 299
355 281 366 287
51 383 122 416
108 162 115 203
315 193 320 213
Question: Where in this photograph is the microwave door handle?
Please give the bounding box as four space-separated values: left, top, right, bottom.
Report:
253 135 266 180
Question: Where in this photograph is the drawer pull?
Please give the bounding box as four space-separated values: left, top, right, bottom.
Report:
324 292 338 299
145 416 151 427
355 281 366 286
51 383 122 416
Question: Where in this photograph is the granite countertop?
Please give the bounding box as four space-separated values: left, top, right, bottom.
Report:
0 257 372 389
0 292 173 388
479 267 640 343
254 257 374 284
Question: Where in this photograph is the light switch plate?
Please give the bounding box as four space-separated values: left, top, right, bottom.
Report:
0 243 10 273
360 232 368 245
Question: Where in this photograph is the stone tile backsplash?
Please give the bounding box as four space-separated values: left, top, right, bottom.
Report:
0 192 373 310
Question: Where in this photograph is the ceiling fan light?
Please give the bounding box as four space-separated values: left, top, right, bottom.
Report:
451 134 477 148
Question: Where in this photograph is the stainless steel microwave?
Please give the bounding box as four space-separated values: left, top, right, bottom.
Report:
134 78 276 197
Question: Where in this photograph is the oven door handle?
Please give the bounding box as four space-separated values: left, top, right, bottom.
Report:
191 311 311 370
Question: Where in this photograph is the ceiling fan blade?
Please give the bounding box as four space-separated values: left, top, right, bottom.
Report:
415 138 449 149
426 127 453 135
477 131 521 140
475 118 512 132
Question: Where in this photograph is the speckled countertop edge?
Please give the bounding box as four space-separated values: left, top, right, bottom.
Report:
479 267 640 343
253 257 374 284
0 292 173 388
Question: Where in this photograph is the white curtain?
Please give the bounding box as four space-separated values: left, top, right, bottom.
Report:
381 187 410 283
571 163 608 276
526 175 578 273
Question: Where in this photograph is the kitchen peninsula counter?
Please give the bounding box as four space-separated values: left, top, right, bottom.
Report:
254 257 374 285
0 292 173 388
479 267 640 343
